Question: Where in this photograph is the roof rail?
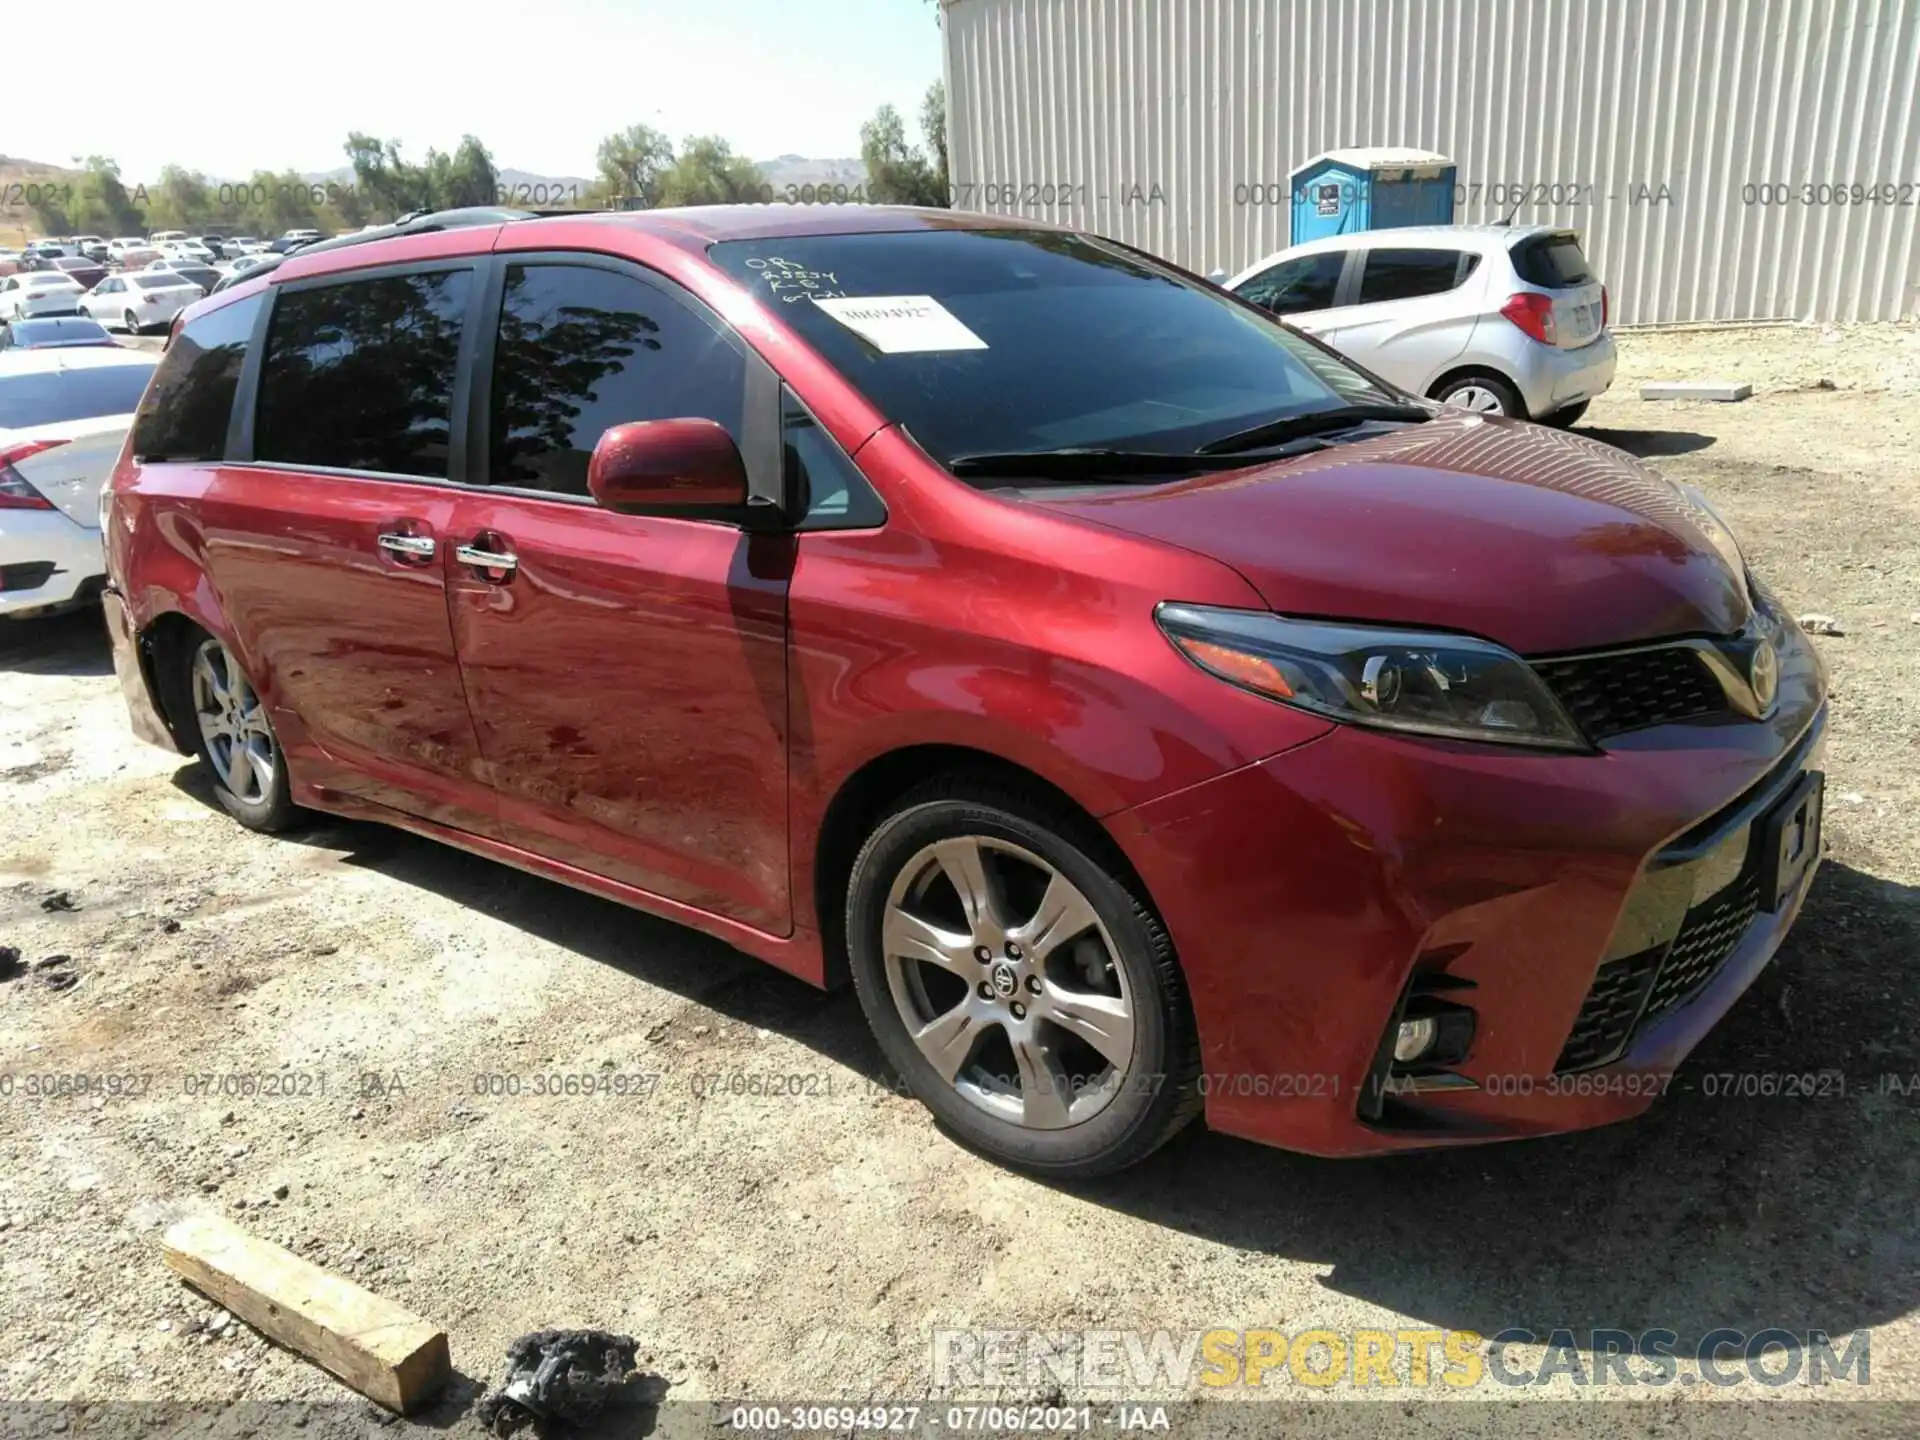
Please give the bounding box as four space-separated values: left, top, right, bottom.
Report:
291 206 539 257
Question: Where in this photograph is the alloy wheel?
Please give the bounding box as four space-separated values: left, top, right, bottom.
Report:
881 835 1135 1129
123 310 139 335
190 638 276 805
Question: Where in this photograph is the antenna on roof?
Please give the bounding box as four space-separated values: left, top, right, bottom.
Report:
1497 192 1527 227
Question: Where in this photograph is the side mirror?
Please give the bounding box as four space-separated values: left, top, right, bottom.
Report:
587 418 750 520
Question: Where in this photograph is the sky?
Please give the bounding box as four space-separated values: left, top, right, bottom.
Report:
6 0 945 182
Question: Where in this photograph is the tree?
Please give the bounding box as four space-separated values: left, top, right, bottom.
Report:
595 124 675 210
146 165 216 231
656 135 765 207
345 133 431 219
920 80 949 198
67 156 145 236
428 135 499 210
860 104 947 207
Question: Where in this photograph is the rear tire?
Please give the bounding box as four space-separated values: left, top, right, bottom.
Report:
1433 372 1525 418
845 776 1201 1177
1544 400 1591 428
177 633 304 833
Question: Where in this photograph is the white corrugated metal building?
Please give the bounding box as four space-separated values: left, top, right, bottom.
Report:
941 0 1920 324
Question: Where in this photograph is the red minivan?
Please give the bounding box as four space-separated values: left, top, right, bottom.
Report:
101 205 1827 1175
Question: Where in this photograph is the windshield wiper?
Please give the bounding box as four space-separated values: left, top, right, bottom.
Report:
1195 402 1435 456
950 435 1331 480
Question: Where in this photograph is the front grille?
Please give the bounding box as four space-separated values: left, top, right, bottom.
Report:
1556 948 1660 1071
1642 874 1762 1022
1557 872 1763 1072
1533 645 1730 742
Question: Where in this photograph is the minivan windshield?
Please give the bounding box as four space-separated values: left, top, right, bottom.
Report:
708 228 1405 477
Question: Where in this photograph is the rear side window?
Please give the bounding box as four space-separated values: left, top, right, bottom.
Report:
255 268 472 478
1511 234 1595 288
0 362 156 429
486 262 745 496
1235 252 1344 315
1356 248 1476 304
131 292 262 462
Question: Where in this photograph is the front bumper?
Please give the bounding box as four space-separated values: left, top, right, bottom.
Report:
0 509 102 617
1107 615 1826 1157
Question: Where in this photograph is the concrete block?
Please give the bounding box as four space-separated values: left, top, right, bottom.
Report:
1640 380 1754 402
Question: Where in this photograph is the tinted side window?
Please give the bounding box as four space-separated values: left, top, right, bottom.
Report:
131 291 262 462
488 263 745 495
1235 252 1344 315
785 389 885 529
255 268 472 478
1356 249 1474 305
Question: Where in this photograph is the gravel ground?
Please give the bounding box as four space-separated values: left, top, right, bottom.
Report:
1 324 1917 1436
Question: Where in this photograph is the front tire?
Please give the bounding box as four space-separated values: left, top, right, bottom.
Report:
182 634 302 832
123 309 141 336
1434 372 1524 418
845 777 1201 1177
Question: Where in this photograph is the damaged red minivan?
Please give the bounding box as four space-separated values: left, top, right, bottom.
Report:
101 205 1826 1175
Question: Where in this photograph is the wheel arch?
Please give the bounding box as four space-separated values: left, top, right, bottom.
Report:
810 743 1162 989
1426 363 1529 418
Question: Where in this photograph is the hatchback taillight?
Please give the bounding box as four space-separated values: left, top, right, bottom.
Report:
1500 291 1559 345
0 440 66 509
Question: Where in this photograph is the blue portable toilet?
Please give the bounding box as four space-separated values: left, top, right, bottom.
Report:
1289 148 1457 245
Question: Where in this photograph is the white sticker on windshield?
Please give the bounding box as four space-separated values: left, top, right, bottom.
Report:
811 295 988 354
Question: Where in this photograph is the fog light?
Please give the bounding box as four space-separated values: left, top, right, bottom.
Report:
1393 1016 1439 1063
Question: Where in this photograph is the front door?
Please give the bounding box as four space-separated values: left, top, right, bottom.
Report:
200 265 498 835
445 256 792 932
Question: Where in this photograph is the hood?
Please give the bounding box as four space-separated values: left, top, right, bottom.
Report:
1031 412 1752 655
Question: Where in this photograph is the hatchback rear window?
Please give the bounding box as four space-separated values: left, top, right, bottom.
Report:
0 362 156 428
1511 233 1595 288
132 292 263 463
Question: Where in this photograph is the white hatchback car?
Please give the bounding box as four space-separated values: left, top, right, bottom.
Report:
79 271 203 334
0 348 157 617
1226 224 1616 424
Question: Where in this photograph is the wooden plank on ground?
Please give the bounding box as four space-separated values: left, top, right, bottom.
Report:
162 1214 450 1414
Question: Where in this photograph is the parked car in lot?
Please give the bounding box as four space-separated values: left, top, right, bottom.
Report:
1227 224 1616 424
1 347 157 618
157 239 217 265
108 237 160 268
0 271 85 320
210 252 283 292
49 255 108 291
193 235 232 259
78 271 203 333
0 249 22 278
269 229 325 254
73 235 111 262
0 316 119 351
145 259 223 295
100 205 1825 1175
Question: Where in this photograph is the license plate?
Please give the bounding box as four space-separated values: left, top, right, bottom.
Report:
1758 771 1824 912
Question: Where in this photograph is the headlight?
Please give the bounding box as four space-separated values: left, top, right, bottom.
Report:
1155 603 1589 751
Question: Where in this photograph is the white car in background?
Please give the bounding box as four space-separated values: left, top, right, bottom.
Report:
107 237 160 268
0 348 157 618
0 272 85 321
1226 224 1616 425
157 239 217 264
78 271 203 334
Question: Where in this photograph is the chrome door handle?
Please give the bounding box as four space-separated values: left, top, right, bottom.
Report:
377 532 435 558
455 544 518 573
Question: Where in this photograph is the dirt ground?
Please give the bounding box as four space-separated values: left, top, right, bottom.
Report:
2 324 1918 1436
